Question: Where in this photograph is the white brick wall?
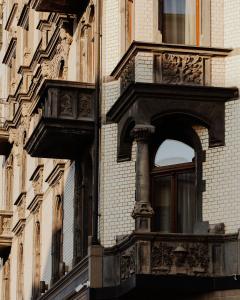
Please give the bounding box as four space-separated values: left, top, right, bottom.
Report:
63 162 75 270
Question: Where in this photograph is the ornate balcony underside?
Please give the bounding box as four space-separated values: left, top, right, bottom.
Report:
107 82 238 162
25 80 95 159
32 0 89 14
0 211 13 258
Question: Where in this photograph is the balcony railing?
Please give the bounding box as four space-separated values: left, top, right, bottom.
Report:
111 41 232 94
104 232 239 283
25 80 95 159
0 210 13 257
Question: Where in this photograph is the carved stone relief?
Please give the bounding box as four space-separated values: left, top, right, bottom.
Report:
79 93 92 117
0 215 12 236
42 27 73 80
161 53 204 85
59 94 73 117
120 245 136 281
32 169 43 196
151 241 210 275
120 57 135 92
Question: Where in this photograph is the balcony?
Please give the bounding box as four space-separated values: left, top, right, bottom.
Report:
32 0 89 14
0 100 11 156
99 232 240 299
107 42 238 161
0 210 13 258
111 41 233 94
25 80 95 159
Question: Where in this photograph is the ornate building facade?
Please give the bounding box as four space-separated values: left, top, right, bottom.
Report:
0 0 240 299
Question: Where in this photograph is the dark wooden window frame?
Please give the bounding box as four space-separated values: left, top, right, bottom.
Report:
150 121 204 232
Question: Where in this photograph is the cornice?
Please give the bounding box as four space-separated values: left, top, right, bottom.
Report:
45 163 65 187
2 37 17 65
17 3 30 28
14 191 26 206
29 164 44 181
27 193 43 213
5 3 18 31
12 218 26 235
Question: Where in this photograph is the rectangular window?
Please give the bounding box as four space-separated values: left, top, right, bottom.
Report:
160 0 201 46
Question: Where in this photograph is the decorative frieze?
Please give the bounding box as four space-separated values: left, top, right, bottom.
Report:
151 241 209 275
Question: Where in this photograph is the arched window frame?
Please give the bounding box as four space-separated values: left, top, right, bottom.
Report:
150 123 204 233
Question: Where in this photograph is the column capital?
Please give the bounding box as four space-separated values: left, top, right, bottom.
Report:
131 124 155 142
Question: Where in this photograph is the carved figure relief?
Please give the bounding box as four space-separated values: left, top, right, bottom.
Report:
59 94 73 117
79 94 92 117
0 215 12 236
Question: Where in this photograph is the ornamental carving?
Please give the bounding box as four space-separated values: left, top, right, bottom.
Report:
59 94 73 117
132 201 154 218
32 169 43 196
0 215 12 236
120 245 136 281
131 125 155 142
42 28 73 80
151 241 210 275
152 242 174 273
79 94 92 117
121 58 135 92
161 53 204 85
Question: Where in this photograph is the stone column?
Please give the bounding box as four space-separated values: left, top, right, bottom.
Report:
131 124 155 232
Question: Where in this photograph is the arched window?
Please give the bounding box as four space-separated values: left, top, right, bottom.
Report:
151 139 197 233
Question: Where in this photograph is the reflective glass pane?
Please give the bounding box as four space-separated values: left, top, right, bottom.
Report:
155 139 195 167
163 0 197 45
177 172 195 233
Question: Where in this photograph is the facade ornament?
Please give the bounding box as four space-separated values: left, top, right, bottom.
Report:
41 27 73 80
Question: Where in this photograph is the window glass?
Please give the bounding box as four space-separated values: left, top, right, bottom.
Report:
154 139 195 167
163 0 199 45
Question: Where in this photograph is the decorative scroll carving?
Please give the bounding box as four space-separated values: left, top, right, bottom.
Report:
121 57 135 92
161 53 204 85
120 246 136 281
151 241 210 275
42 28 73 80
